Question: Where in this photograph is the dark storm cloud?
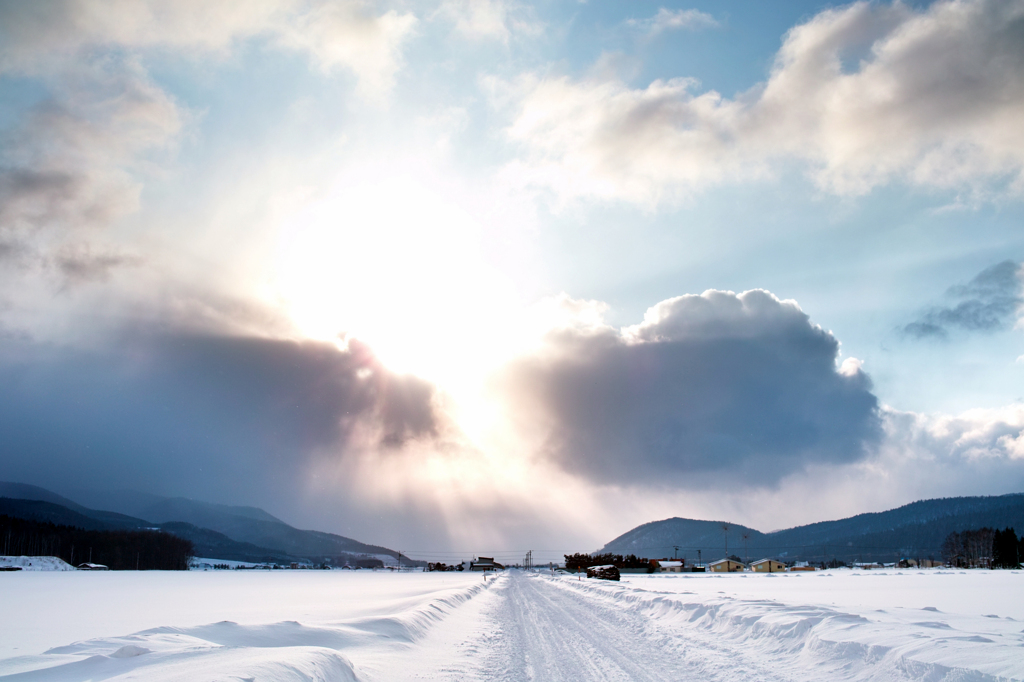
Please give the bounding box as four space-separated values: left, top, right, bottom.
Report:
501 290 881 486
0 332 441 502
902 260 1022 339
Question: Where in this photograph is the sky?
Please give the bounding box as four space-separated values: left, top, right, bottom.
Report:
1 0 1023 562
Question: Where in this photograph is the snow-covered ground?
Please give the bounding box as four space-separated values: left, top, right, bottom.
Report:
0 556 76 571
1 568 1022 680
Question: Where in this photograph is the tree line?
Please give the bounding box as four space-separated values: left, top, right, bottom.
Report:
941 527 1022 568
1 515 194 570
564 553 658 571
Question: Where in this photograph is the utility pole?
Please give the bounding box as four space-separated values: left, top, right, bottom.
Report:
673 545 679 560
398 551 402 571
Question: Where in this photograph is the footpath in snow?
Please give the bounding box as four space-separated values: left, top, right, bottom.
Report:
1 568 1023 680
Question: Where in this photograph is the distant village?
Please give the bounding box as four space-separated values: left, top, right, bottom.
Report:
182 528 1024 574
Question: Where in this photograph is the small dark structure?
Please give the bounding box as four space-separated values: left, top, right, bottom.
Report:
77 562 109 570
470 557 504 571
586 564 620 581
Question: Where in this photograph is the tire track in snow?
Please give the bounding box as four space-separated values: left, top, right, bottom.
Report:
469 571 804 682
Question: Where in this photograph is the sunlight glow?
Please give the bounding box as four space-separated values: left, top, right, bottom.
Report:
275 165 524 394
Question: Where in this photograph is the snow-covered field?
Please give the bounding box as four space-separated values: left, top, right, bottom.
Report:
0 556 75 571
1 568 1022 680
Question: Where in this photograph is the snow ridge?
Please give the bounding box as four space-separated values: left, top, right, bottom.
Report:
0 555 76 571
544 573 1024 681
1 577 491 681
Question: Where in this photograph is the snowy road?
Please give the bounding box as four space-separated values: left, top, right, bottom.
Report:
470 571 792 682
480 570 689 681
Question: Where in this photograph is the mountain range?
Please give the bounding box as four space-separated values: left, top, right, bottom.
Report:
0 482 419 567
7 480 1022 567
600 493 1024 564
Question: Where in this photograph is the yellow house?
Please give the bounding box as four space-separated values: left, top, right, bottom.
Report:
751 559 786 573
709 559 746 573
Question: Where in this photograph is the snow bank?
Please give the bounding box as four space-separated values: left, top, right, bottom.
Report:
0 556 76 571
0 571 489 680
550 569 1024 680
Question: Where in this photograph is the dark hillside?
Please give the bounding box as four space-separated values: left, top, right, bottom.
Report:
0 497 149 531
601 517 764 562
1 484 418 565
601 493 1024 564
0 483 92 513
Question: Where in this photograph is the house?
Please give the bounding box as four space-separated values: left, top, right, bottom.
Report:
899 558 942 568
709 559 746 573
77 562 109 570
750 559 786 573
471 557 503 569
657 560 684 573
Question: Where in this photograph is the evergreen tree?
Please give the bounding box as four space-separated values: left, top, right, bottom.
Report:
992 528 1021 568
1004 528 1020 568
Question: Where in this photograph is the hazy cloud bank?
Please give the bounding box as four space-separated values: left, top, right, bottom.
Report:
435 0 542 43
626 8 719 36
501 0 1024 205
0 56 182 288
1 288 1021 552
0 0 416 98
0 0 417 297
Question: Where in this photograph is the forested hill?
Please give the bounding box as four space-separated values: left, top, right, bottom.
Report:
600 518 765 559
600 493 1024 564
0 483 421 566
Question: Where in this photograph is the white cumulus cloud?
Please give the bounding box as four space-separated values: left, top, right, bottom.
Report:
500 0 1024 206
